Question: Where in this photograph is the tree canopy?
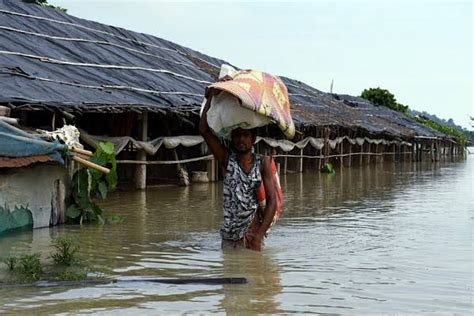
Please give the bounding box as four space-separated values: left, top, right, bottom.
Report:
22 0 67 12
361 87 408 113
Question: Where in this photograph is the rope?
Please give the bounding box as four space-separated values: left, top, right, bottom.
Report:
0 25 196 69
1 69 204 97
117 155 214 165
272 151 413 159
0 9 220 69
0 50 212 85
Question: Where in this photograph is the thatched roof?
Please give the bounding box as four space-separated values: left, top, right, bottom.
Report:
0 0 448 140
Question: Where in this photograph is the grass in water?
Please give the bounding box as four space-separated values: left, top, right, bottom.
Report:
1 235 103 284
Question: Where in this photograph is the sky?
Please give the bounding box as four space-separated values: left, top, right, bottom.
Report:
49 0 473 130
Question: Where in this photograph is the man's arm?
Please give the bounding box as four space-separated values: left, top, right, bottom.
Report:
245 155 276 251
199 90 229 168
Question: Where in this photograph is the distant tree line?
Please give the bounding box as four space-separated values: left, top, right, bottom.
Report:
22 0 67 13
361 87 472 146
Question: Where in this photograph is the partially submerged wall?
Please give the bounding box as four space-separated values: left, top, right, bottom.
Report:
0 163 68 233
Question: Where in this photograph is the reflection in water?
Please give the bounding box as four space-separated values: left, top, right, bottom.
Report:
0 157 472 314
220 249 281 314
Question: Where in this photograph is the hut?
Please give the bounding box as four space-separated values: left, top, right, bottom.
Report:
0 0 461 190
0 118 67 234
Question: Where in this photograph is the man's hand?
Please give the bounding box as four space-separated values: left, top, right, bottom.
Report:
244 216 264 251
244 230 264 251
199 89 229 168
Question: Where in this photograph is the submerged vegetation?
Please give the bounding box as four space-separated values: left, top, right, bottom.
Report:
18 254 43 282
50 236 80 266
66 142 118 225
1 236 100 284
321 163 335 173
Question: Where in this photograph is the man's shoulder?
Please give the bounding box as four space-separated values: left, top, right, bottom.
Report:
258 154 273 171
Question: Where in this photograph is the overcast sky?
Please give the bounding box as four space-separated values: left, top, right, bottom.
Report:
49 0 473 130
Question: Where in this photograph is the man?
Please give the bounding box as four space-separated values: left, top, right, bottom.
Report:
199 89 277 251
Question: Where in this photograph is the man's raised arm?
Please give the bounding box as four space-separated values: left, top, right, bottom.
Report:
199 91 229 168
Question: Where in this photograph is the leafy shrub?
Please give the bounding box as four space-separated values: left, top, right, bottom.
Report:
50 236 80 266
18 254 43 281
4 256 18 270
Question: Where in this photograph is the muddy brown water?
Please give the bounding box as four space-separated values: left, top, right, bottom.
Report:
0 155 472 314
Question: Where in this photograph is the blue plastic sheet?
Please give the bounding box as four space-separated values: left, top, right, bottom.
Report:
0 120 64 163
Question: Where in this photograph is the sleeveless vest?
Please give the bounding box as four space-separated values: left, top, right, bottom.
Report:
220 152 262 240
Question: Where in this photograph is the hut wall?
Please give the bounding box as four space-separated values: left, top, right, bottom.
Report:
0 163 68 231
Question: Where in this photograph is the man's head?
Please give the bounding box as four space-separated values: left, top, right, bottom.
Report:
230 128 257 154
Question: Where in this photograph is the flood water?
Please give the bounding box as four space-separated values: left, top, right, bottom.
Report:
0 155 473 314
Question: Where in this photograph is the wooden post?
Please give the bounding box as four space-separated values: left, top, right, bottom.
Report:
134 112 148 190
370 143 373 164
435 141 439 161
365 143 370 165
298 148 304 173
430 141 434 162
324 129 329 165
318 148 322 170
51 112 56 130
207 157 216 182
375 143 379 164
283 155 288 175
347 141 352 167
339 139 344 169
421 141 425 162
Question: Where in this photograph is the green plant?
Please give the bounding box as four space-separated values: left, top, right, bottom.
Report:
23 0 67 12
66 142 117 224
50 236 80 266
414 116 467 147
361 87 408 113
321 163 335 173
18 254 43 281
4 256 18 270
57 269 87 281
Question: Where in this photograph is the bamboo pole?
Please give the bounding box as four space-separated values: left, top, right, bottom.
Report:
71 155 110 174
70 147 93 157
0 116 18 125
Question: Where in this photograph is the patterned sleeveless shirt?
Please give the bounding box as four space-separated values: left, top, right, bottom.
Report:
220 152 262 241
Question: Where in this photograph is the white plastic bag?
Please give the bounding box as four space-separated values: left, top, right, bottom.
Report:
205 91 270 139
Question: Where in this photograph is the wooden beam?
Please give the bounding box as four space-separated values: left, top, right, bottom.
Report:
134 112 148 190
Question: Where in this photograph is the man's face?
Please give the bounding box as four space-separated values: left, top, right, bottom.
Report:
231 128 254 154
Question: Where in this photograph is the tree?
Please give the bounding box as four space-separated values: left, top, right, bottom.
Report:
22 0 67 13
361 87 408 113
361 87 396 108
